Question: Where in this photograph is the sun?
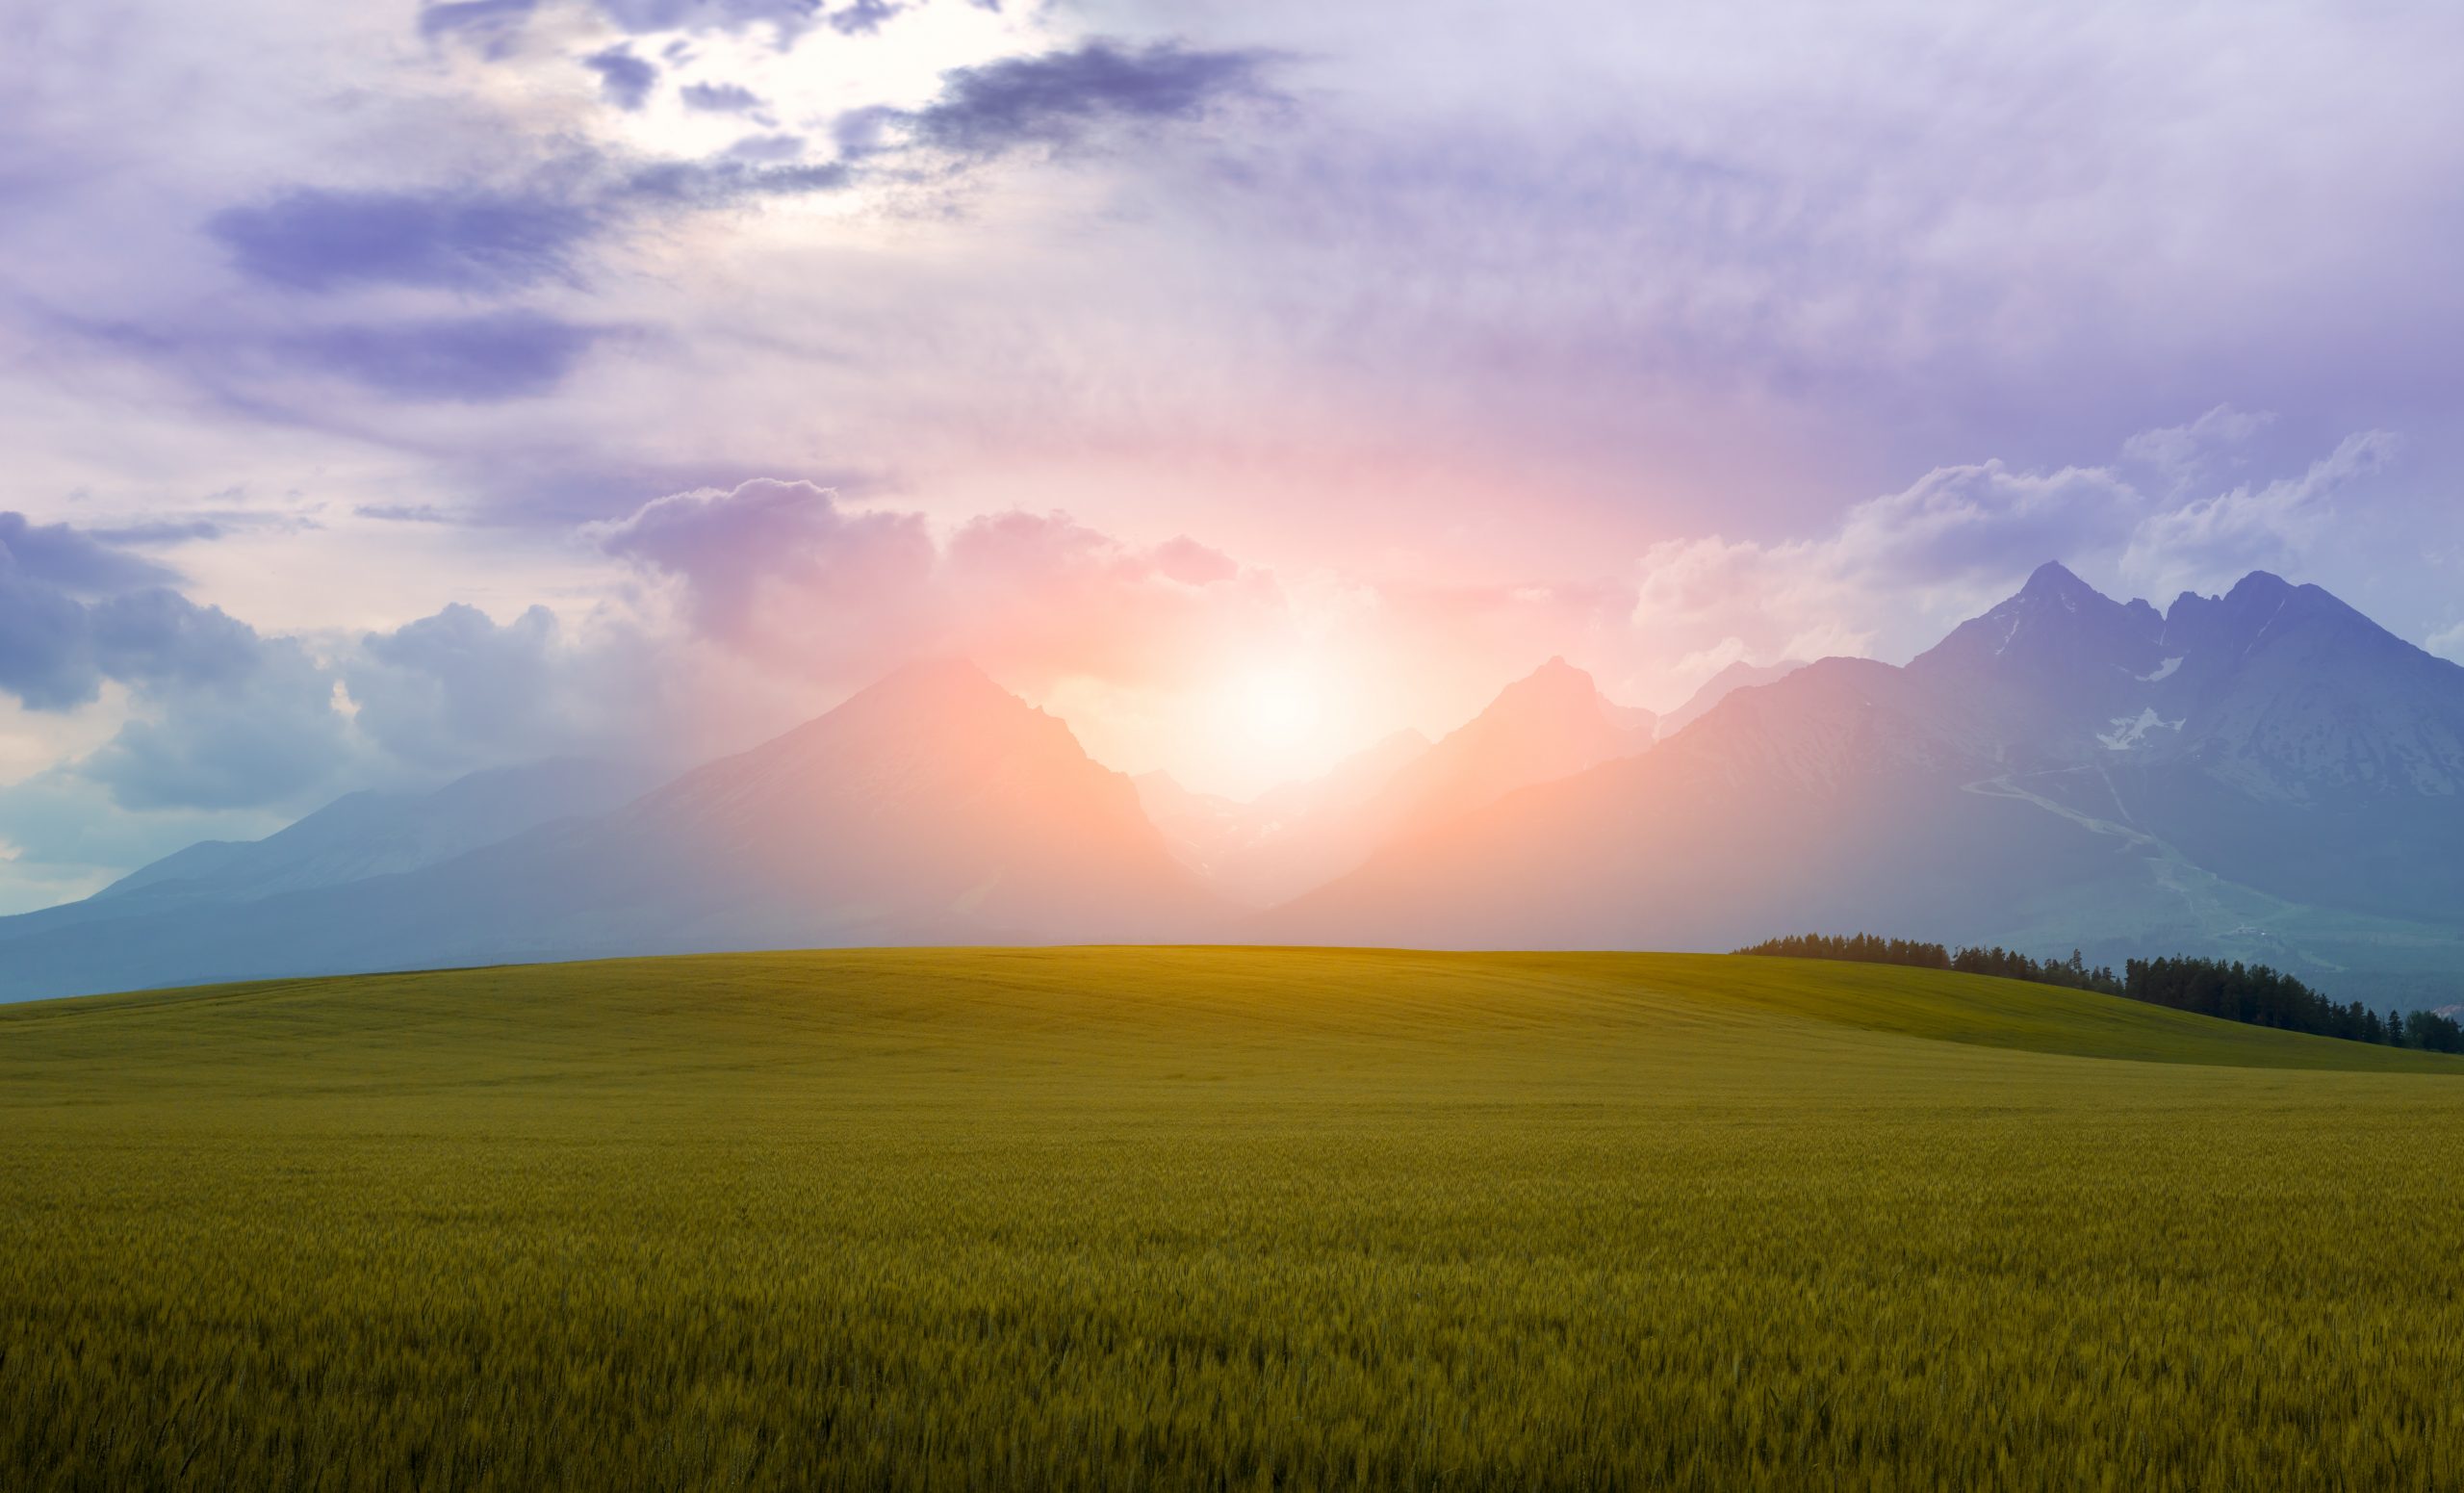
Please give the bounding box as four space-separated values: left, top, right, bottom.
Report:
1226 666 1323 753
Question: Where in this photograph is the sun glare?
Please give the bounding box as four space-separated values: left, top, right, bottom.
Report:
1227 667 1323 753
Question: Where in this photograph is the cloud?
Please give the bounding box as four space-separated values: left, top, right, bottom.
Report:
618 157 850 203
0 571 102 711
85 589 265 692
2120 430 2399 598
827 0 903 36
903 40 1272 159
87 519 232 547
1631 424 2404 676
1630 533 1874 675
291 313 608 401
419 0 537 55
592 0 822 37
0 516 355 809
354 503 453 525
1630 458 2141 669
0 515 655 816
722 133 807 163
938 509 1289 687
591 477 938 669
2120 404 2275 493
48 586 352 811
84 508 322 549
591 478 1291 690
1829 460 2141 589
345 604 655 774
584 46 659 111
680 82 765 115
0 515 194 711
2432 622 2464 664
0 513 177 596
210 188 598 295
78 635 350 811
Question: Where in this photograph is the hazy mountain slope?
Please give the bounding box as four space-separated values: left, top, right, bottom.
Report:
1262 656 2136 951
91 759 658 907
581 658 1222 944
1359 657 1656 837
0 661 1227 1001
1138 659 1655 909
1134 772 1250 874
1655 658 1806 739
1263 569 2464 1000
12 566 2462 1005
0 758 658 949
1907 565 2464 924
1136 731 1433 905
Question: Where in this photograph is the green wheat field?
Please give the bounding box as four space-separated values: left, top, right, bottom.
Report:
7 947 2464 1490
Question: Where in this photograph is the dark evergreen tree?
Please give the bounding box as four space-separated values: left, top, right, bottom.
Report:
1748 935 2449 1051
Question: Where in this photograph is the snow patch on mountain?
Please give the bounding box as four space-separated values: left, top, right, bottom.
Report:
2097 708 2186 751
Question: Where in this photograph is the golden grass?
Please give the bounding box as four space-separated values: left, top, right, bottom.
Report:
3 947 2461 1489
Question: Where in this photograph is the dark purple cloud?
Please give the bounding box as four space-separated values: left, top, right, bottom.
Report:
584 46 659 111
620 156 850 203
827 0 903 35
0 514 292 723
593 0 820 36
907 40 1272 158
0 513 177 596
0 519 303 718
723 133 807 163
0 574 99 710
87 589 264 690
210 188 597 294
680 81 764 114
292 314 605 401
593 477 936 652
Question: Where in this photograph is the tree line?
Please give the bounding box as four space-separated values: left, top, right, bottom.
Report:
1735 932 2464 1052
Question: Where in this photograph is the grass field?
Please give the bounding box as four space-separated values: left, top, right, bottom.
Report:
6 947 2464 1490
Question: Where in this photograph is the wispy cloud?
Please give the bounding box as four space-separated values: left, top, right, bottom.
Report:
899 40 1273 159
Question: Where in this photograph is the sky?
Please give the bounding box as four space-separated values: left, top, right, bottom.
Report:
4 0 2463 910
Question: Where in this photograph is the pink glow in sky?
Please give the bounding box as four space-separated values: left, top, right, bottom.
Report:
3 1 2464 907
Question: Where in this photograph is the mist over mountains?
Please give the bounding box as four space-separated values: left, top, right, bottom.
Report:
3 564 2459 1005
1269 564 2464 999
1137 656 1656 905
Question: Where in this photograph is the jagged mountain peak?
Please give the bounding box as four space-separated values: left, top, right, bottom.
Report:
1492 655 1599 704
1910 563 2161 688
757 657 1091 773
1657 657 1809 740
844 656 1019 713
2163 572 2392 656
2017 559 2097 603
2003 561 2154 625
1480 656 1653 729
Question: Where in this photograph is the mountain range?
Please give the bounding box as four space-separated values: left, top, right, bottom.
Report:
1136 656 1656 905
2 564 2459 1005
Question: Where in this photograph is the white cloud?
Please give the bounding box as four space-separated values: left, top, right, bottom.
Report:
2119 404 2275 493
2119 430 2398 600
1631 424 2402 680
